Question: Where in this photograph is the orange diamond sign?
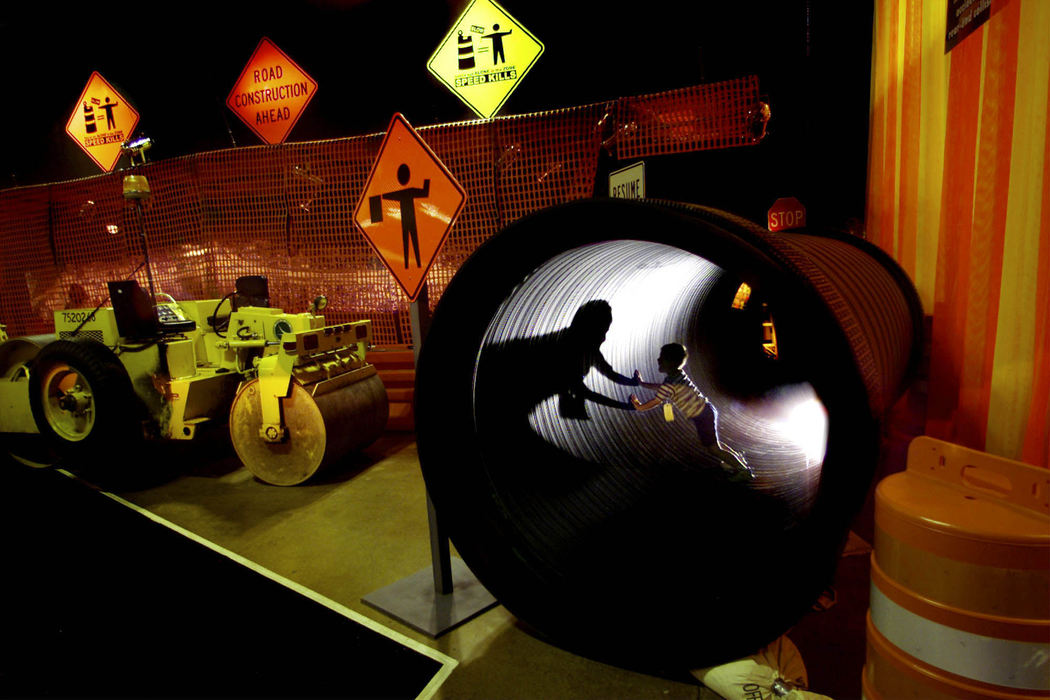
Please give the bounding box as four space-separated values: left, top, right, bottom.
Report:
226 37 318 144
65 72 139 172
354 114 466 302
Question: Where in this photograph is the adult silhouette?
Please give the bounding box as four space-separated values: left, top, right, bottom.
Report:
474 299 638 430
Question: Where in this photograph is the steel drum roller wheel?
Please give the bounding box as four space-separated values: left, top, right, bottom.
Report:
28 339 141 462
229 372 388 486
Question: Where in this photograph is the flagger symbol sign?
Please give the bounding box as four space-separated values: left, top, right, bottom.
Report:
354 114 466 302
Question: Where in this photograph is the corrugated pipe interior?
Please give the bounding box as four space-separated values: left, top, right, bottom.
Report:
416 199 923 670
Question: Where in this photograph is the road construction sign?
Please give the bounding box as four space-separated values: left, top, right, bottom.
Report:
65 72 139 172
226 37 318 144
354 114 466 302
427 0 543 119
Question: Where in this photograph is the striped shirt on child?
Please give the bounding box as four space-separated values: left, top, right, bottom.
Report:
655 370 708 419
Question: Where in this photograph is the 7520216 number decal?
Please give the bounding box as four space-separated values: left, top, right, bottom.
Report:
60 310 96 324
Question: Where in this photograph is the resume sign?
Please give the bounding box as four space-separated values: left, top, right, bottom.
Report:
609 161 645 200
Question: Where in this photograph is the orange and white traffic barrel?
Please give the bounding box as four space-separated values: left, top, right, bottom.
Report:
863 436 1050 699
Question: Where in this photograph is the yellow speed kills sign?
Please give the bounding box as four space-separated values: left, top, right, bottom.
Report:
427 0 543 119
65 72 140 172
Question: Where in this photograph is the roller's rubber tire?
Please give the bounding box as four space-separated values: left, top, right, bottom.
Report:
29 339 142 467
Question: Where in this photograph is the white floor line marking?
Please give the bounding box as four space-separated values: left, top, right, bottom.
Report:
57 469 458 700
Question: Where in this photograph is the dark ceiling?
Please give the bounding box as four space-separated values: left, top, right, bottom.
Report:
1 0 873 225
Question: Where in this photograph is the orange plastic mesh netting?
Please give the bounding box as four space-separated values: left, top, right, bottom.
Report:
0 76 762 346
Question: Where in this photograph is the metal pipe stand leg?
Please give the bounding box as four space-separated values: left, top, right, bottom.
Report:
361 286 498 637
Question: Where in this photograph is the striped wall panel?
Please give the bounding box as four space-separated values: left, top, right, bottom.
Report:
868 0 1049 466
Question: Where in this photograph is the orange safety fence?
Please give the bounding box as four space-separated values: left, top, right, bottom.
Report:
0 76 763 346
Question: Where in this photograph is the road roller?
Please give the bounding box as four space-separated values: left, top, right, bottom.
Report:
0 276 389 485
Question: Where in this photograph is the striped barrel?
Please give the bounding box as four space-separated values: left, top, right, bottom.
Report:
864 436 1050 699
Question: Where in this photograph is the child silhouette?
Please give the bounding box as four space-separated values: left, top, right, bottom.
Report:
630 343 754 482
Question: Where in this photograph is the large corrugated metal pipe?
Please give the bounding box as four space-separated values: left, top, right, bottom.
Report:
415 199 923 669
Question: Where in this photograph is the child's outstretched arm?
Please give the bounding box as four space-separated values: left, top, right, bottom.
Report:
629 394 662 411
632 370 663 391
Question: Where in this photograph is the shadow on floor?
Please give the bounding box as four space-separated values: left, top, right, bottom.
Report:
0 457 444 699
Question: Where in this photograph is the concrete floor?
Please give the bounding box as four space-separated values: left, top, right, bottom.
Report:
98 429 870 700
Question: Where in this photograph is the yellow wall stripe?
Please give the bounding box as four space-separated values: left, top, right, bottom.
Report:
987 0 1050 458
914 0 948 313
896 0 923 279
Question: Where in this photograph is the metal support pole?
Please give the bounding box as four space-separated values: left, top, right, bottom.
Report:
426 493 453 595
409 283 431 366
362 280 497 636
410 283 453 595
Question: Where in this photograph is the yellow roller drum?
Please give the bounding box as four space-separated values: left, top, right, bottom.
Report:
229 368 388 486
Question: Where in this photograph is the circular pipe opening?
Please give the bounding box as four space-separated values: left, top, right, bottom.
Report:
477 239 827 516
417 199 920 668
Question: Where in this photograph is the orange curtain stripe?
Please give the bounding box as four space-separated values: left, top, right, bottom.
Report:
869 0 896 255
926 31 984 442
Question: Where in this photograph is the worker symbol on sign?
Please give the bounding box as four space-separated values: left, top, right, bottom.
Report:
483 24 512 64
100 97 119 130
367 163 430 269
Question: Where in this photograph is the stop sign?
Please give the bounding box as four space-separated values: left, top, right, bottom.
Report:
767 197 806 232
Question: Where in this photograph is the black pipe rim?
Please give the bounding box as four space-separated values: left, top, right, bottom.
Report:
416 199 885 669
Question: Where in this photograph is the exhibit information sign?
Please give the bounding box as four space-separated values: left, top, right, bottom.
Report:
354 114 466 302
767 197 806 232
65 72 140 172
945 0 991 52
226 37 318 144
427 0 543 119
609 161 645 199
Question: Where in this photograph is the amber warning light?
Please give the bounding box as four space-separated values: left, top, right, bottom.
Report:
226 37 318 145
